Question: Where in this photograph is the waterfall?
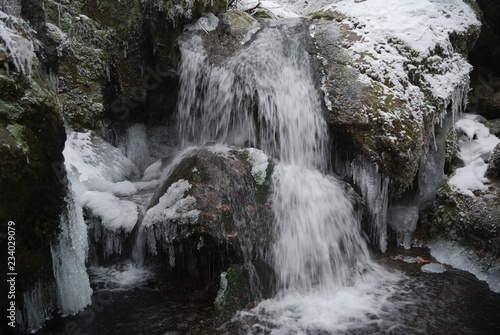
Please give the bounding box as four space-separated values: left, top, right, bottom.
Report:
177 18 387 296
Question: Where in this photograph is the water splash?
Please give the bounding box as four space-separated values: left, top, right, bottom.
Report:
177 18 398 328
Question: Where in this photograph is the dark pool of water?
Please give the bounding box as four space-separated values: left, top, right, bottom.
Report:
35 251 500 335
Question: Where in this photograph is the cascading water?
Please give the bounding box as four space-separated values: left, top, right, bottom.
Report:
177 17 398 332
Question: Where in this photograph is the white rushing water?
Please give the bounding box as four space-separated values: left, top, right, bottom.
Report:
178 18 399 333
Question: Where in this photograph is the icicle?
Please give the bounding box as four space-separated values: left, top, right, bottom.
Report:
49 68 58 91
350 158 390 253
50 190 93 316
123 41 128 58
16 281 56 333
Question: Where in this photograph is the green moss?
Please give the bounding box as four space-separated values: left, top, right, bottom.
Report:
252 10 272 19
6 123 29 155
308 9 346 21
215 259 276 315
255 157 274 204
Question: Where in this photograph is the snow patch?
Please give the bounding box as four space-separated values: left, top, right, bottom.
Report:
449 114 500 196
64 131 139 184
81 191 138 233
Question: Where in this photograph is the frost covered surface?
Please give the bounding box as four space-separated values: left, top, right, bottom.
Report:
81 191 138 232
429 239 500 293
321 0 479 124
0 11 36 76
421 263 447 274
245 148 269 185
449 114 500 196
64 131 139 184
185 12 219 32
144 180 199 256
143 179 199 228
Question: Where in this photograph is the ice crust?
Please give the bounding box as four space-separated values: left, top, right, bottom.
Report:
246 148 270 185
449 114 500 196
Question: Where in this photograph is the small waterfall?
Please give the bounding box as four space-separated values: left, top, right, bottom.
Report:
177 18 385 296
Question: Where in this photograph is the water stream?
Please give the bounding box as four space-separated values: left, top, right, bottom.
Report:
175 18 401 333
33 16 500 335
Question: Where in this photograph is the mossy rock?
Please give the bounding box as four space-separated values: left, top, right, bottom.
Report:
418 181 500 256
0 62 66 320
487 143 500 178
214 259 276 315
308 9 346 21
146 147 274 267
485 118 500 137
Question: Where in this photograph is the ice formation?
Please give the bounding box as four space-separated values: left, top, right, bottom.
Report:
449 114 500 196
421 263 447 274
343 157 390 253
429 239 500 293
17 282 56 333
245 148 270 185
123 123 155 173
50 192 93 316
0 10 36 76
144 179 200 258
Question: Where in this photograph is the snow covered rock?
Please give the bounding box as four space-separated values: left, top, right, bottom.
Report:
144 147 274 271
310 0 481 198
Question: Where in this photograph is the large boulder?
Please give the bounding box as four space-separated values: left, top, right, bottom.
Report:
310 3 481 199
487 143 500 178
144 147 274 275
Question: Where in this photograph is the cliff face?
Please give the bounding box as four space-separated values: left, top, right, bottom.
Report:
0 8 66 330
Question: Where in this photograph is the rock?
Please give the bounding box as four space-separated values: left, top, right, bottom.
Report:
23 0 227 132
0 30 66 331
418 181 500 259
468 67 500 119
219 10 259 44
487 143 500 178
468 0 500 119
214 259 276 315
311 7 480 199
484 118 500 137
144 147 274 275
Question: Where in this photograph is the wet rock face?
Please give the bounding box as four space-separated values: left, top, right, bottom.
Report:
487 143 500 178
0 46 66 321
22 0 227 133
468 0 500 119
146 148 274 274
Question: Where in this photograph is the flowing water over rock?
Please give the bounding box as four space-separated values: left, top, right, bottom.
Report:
32 14 500 335
175 17 402 333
